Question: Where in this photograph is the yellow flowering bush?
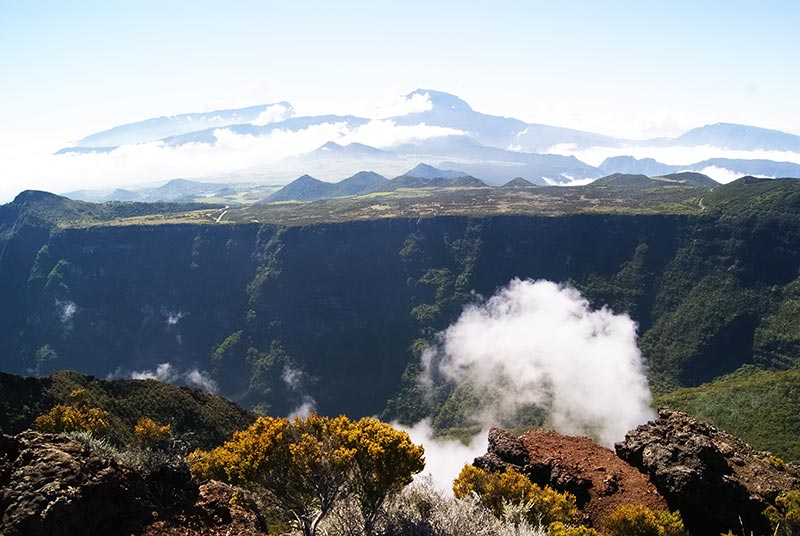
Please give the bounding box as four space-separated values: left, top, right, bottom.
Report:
452 464 579 526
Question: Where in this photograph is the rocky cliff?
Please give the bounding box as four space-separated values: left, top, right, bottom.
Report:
617 408 800 534
1 190 799 433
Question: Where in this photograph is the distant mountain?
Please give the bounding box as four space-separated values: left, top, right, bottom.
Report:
267 174 330 202
380 174 487 191
329 171 389 196
600 155 800 179
309 141 393 159
393 89 618 151
50 88 800 195
402 163 468 179
690 158 800 178
65 178 229 203
599 156 677 176
671 123 800 152
265 165 491 203
267 171 389 203
161 114 369 147
72 102 293 148
501 177 539 188
592 172 716 188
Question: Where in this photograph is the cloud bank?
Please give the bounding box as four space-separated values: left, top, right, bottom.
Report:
0 118 465 200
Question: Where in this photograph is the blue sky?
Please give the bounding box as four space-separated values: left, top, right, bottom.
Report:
2 1 798 143
0 1 798 198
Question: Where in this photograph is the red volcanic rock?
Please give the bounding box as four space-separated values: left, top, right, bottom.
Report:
474 427 668 527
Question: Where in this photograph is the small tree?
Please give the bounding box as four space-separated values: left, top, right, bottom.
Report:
189 413 424 536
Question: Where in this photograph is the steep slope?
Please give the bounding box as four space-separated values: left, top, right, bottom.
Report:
0 370 255 449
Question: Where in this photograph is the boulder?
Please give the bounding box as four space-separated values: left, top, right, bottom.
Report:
474 427 669 527
616 408 800 535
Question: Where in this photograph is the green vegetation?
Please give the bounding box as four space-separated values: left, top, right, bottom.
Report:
656 366 800 461
189 413 425 536
0 370 254 450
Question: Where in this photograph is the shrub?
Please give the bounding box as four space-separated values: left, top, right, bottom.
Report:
189 413 424 536
765 490 800 536
548 521 601 535
134 417 172 449
34 388 110 434
603 504 684 536
452 465 579 526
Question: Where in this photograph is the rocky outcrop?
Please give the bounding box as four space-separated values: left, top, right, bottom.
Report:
616 408 800 535
474 427 669 527
0 431 267 536
0 431 149 536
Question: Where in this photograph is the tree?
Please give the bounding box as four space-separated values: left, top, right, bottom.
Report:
189 413 424 536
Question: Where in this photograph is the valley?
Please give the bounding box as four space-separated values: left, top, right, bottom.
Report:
2 175 799 461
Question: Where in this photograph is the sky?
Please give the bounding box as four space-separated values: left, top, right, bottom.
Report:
0 1 798 198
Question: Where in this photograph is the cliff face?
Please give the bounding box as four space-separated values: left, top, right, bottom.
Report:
1 209 798 419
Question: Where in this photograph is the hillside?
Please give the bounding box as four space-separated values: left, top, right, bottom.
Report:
0 370 255 450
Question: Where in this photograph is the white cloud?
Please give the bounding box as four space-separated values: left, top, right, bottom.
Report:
130 362 218 393
56 299 78 324
397 419 489 491
365 91 433 119
420 279 654 448
0 119 465 201
288 396 317 419
698 166 759 184
165 311 185 326
252 103 292 126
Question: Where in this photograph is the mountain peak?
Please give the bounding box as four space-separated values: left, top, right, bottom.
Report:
402 163 468 179
406 89 473 112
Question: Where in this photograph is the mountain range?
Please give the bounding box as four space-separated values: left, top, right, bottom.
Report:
53 89 800 200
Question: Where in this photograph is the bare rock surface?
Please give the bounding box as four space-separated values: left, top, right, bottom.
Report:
0 431 149 536
0 431 267 536
616 408 800 535
474 427 668 527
